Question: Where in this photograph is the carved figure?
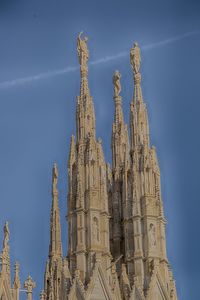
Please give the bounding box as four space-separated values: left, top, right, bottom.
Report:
52 163 58 191
77 32 89 66
3 221 9 249
113 70 121 97
121 264 130 286
130 42 141 74
92 217 99 242
149 223 156 247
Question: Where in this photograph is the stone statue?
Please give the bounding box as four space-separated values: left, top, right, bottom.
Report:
149 223 156 247
130 42 141 74
3 221 10 249
121 264 130 286
113 70 121 97
77 32 89 66
52 163 58 191
92 217 99 242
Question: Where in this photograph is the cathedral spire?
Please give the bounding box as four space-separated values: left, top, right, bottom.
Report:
111 70 130 266
112 70 129 171
0 221 11 284
49 163 62 259
76 32 96 142
130 42 150 149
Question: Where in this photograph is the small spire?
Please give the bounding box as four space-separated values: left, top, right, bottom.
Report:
13 261 20 288
49 164 63 258
0 221 11 282
112 70 129 171
130 42 150 149
24 275 36 300
13 262 20 300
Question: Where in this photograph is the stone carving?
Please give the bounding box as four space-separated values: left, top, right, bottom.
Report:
130 42 141 74
149 223 156 247
92 217 99 242
113 70 121 97
77 32 89 67
52 163 58 192
3 221 9 249
24 275 36 300
40 291 47 300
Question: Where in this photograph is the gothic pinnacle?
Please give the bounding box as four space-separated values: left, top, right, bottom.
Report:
13 261 20 288
13 262 20 300
49 163 62 259
24 275 36 300
1 221 11 282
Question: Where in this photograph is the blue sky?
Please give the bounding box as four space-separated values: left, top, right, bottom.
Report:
0 0 200 299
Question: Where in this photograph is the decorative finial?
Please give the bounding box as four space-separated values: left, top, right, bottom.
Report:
13 262 20 288
40 291 47 300
113 70 121 98
130 42 141 75
24 275 36 300
3 221 10 250
77 32 89 69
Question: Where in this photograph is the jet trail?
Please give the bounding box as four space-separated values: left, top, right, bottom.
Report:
0 30 199 90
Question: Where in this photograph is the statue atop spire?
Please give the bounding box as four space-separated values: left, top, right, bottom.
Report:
52 163 58 194
130 42 141 75
77 32 89 75
113 70 121 98
3 221 10 250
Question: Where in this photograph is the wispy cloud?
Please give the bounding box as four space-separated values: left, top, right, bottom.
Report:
0 30 199 90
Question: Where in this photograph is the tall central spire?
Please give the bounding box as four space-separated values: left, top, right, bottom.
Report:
76 32 96 142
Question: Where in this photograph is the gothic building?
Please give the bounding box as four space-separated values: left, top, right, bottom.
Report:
0 34 178 300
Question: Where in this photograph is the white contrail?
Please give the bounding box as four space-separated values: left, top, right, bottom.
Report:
0 30 199 90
